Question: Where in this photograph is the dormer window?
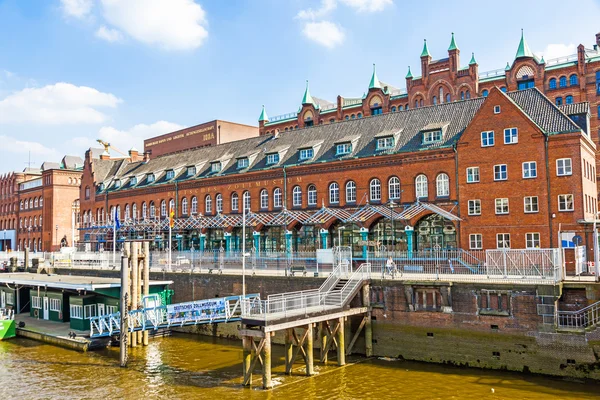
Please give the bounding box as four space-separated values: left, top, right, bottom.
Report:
237 158 249 169
99 183 105 191
187 166 196 177
211 162 221 173
336 142 352 155
165 170 175 180
130 177 137 186
147 173 155 183
376 136 394 150
422 130 442 144
299 148 314 161
266 153 280 165
114 179 121 189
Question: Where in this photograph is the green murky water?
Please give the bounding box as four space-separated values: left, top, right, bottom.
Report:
0 333 598 399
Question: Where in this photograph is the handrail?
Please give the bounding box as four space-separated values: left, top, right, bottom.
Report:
319 265 341 293
557 300 600 330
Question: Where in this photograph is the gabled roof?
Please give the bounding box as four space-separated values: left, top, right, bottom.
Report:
62 155 84 169
559 102 590 116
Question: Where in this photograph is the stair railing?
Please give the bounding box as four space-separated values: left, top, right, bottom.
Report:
557 299 600 330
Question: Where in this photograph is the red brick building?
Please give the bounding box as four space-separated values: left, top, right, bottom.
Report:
79 87 595 256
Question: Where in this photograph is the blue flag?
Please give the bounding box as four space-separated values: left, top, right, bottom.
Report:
115 214 121 230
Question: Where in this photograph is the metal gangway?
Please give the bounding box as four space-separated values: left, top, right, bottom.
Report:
90 293 260 338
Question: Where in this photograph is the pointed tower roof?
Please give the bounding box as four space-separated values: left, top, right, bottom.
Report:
469 52 477 65
369 63 381 89
540 56 545 64
505 62 511 71
421 39 431 57
302 80 315 106
258 105 268 122
515 29 534 59
405 66 413 79
448 32 458 51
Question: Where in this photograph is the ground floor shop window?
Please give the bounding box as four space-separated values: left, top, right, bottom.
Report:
32 296 42 309
70 305 83 319
84 304 97 319
49 298 61 312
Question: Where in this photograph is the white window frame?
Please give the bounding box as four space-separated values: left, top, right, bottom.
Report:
524 196 539 213
522 161 537 179
415 174 428 199
49 298 61 312
70 304 83 319
211 162 221 173
191 197 198 214
504 127 518 144
336 143 352 155
469 234 483 250
243 191 251 211
266 153 279 165
187 166 196 177
436 173 450 197
558 194 574 211
308 185 317 206
423 130 442 144
261 189 269 209
494 105 501 114
370 179 381 201
84 304 97 319
496 233 511 249
495 198 509 214
237 158 249 169
376 136 394 150
106 305 118 315
205 195 212 214
329 183 340 204
6 292 14 305
556 158 572 176
292 186 302 207
165 170 175 180
299 148 314 160
32 296 42 309
468 200 481 216
526 232 541 249
494 164 507 181
481 131 494 147
231 194 239 211
273 189 282 208
388 177 401 200
147 174 155 183
216 194 223 213
346 181 356 203
466 167 480 183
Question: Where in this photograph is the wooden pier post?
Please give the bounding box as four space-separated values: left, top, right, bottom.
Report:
262 333 272 389
131 241 138 347
143 241 150 346
319 322 328 363
306 323 314 376
136 244 143 344
124 242 132 348
242 335 252 386
337 317 345 366
285 328 293 375
363 284 373 357
119 255 129 367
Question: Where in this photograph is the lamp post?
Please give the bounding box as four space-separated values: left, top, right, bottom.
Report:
389 200 397 261
337 226 345 247
55 224 58 250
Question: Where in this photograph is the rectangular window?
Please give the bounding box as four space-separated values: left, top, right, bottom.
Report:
522 161 537 179
496 233 511 249
423 130 442 144
187 166 196 177
466 167 480 183
266 153 280 165
106 305 118 315
376 136 394 150
237 158 249 169
70 305 83 319
469 234 483 250
84 304 97 319
147 174 155 183
49 298 61 312
526 233 540 249
130 177 137 186
494 164 507 181
165 170 175 180
597 71 600 94
336 142 352 155
6 292 14 305
299 148 314 160
468 200 481 215
494 105 501 114
558 194 574 211
495 198 509 214
556 158 572 176
481 131 494 147
504 128 518 144
518 79 535 90
32 296 42 309
211 162 221 173
524 196 539 213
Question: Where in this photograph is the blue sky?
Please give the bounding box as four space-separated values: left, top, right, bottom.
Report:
1 0 599 174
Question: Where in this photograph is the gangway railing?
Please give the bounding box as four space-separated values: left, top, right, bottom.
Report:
557 300 600 330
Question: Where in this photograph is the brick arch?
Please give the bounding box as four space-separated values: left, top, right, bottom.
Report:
456 83 473 94
427 79 456 99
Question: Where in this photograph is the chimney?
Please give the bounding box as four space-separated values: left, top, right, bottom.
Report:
596 32 600 48
129 147 140 162
143 151 151 163
99 151 110 160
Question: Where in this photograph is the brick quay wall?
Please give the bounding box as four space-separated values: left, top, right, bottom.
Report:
55 268 600 380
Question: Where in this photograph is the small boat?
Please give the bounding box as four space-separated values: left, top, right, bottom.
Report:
0 308 16 340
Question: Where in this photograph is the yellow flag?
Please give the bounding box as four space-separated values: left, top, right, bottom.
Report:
169 207 175 228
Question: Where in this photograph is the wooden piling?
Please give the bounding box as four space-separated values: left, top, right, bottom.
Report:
306 323 314 376
242 335 252 386
123 243 132 347
136 245 143 344
119 255 129 367
320 322 327 363
337 317 345 366
285 328 293 375
143 241 150 346
262 333 272 389
363 284 373 357
131 241 138 347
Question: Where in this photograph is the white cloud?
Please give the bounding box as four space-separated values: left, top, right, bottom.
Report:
60 0 94 19
95 25 123 42
302 21 345 48
0 135 59 158
536 43 577 61
98 121 184 153
100 0 208 50
0 82 122 125
297 0 337 20
340 0 393 12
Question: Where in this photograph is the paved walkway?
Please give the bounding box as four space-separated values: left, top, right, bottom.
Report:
15 313 89 341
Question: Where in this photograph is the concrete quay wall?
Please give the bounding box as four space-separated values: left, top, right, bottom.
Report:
55 268 600 380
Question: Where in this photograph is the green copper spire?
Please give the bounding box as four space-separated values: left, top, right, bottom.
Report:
448 32 458 51
469 52 477 65
505 61 511 71
515 29 534 59
405 66 413 79
302 80 315 105
258 105 268 122
369 63 381 89
421 39 431 57
540 55 545 64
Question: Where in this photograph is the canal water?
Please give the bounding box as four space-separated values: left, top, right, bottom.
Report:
1 333 599 399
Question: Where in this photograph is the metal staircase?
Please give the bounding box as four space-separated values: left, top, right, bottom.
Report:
557 299 600 331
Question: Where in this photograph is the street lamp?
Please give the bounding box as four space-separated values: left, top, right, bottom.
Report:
337 225 346 248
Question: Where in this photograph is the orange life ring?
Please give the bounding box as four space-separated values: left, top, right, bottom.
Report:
33 309 39 318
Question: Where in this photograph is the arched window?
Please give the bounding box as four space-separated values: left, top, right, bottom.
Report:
39 215 42 228
439 87 444 103
160 200 167 217
351 114 356 119
191 196 198 214
19 218 22 228
432 96 437 105
261 189 269 209
357 113 362 118
125 204 130 220
436 173 450 197
150 201 156 218
460 91 465 100
559 76 567 88
243 191 251 211
466 90 471 99
231 193 239 211
566 95 574 104
97 209 101 222
132 203 137 220
370 178 381 201
169 199 174 215
482 89 489 97
446 93 451 102
39 197 43 207
415 100 419 108
273 188 282 208
308 185 317 206
420 99 423 107
549 78 557 89
34 216 37 227
346 181 356 203
216 194 223 213
329 182 339 204
19 201 23 210
292 186 302 206
415 174 428 199
29 199 33 208
500 87 507 93
569 74 578 86
205 195 212 214
398 105 403 111
181 198 188 215
391 106 397 112
388 177 400 200
34 198 38 208
83 212 88 224
110 206 115 220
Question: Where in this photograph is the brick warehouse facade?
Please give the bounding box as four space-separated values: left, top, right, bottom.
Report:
0 156 84 252
258 32 600 174
79 87 596 257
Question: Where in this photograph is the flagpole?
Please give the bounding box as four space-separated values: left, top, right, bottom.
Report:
112 208 116 267
242 203 246 299
168 222 172 272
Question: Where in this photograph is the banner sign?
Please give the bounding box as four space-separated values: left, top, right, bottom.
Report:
166 298 227 324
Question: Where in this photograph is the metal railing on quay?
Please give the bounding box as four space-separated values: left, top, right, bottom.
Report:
557 300 600 330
